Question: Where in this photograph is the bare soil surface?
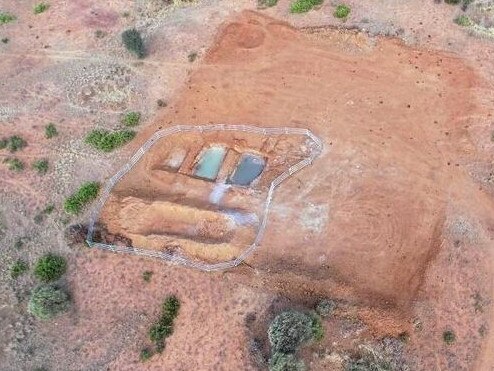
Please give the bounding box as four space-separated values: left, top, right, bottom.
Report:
1 1 494 370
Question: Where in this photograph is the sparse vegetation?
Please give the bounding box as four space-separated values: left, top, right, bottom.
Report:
443 330 456 345
64 181 100 214
142 270 153 282
334 4 351 19
269 352 306 371
122 28 146 58
157 99 167 108
316 299 336 317
455 15 473 26
95 30 106 39
33 159 49 175
148 295 181 352
140 347 154 362
258 0 278 8
28 284 70 320
34 253 67 282
188 52 198 62
34 3 50 14
0 135 27 152
445 0 461 4
34 204 55 224
0 12 16 24
85 129 136 152
4 158 24 172
10 259 28 279
290 0 323 13
122 111 141 127
45 123 58 139
1 38 9 44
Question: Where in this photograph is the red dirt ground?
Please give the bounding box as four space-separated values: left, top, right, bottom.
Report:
93 10 494 369
1 2 494 370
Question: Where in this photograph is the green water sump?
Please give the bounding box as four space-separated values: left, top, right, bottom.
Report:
194 146 226 180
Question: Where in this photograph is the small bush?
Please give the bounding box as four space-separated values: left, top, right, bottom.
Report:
0 135 27 152
310 313 324 341
4 158 24 172
258 0 278 8
443 330 456 345
162 295 180 318
64 181 100 214
1 38 8 44
188 52 198 62
10 259 29 279
122 28 146 58
140 347 154 362
445 0 461 4
268 310 314 353
34 3 49 14
157 99 167 108
290 0 323 13
122 112 141 127
334 4 351 19
85 129 136 152
316 299 336 317
45 123 58 139
33 159 49 175
28 284 70 320
149 295 181 349
0 12 16 24
142 270 153 282
455 15 473 26
34 253 67 282
269 352 306 371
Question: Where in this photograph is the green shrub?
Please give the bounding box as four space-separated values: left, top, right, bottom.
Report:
316 299 336 317
162 295 180 318
334 4 351 19
34 3 49 14
269 352 306 371
310 313 324 341
0 135 27 152
0 12 15 24
10 259 28 279
445 0 461 4
258 0 278 8
122 112 141 127
64 181 100 214
45 123 58 139
34 253 67 282
4 158 24 172
33 159 49 175
290 0 323 13
1 38 8 44
85 129 136 152
443 330 456 345
455 15 473 26
122 28 146 58
149 295 181 348
28 284 70 320
140 347 154 362
268 310 314 353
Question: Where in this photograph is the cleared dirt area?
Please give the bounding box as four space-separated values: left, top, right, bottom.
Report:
1 1 494 370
